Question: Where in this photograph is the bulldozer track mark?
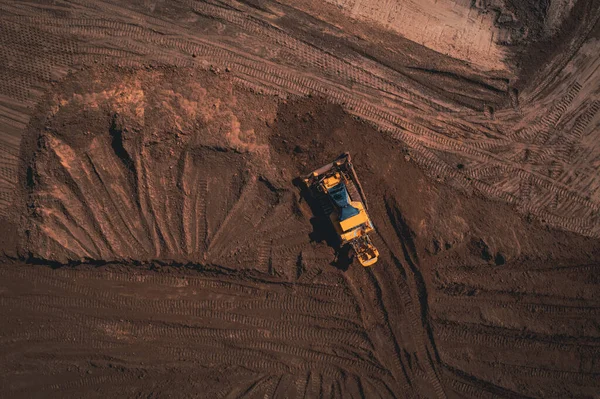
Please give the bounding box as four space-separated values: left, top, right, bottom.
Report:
105 306 368 349
207 179 257 255
489 362 600 385
90 321 272 343
387 127 598 218
526 262 600 274
509 91 577 145
0 294 254 321
562 100 600 160
514 169 598 211
434 321 600 354
161 344 317 377
432 295 600 320
0 319 115 348
0 105 29 130
0 267 264 304
0 2 599 396
249 296 357 319
184 1 454 113
343 256 438 397
0 267 359 325
293 373 309 397
522 303 600 317
0 74 33 103
523 207 595 236
255 239 273 272
182 160 208 255
148 50 600 239
0 165 17 185
0 192 12 211
0 133 22 154
84 155 148 255
154 346 291 373
448 378 503 399
270 241 307 261
304 371 320 399
510 82 583 142
230 76 287 97
441 364 541 399
297 266 322 283
49 374 131 392
286 282 352 302
442 354 600 395
163 277 262 296
281 313 368 339
235 375 277 398
76 45 143 60
241 340 388 377
258 375 280 398
572 100 600 139
377 274 447 399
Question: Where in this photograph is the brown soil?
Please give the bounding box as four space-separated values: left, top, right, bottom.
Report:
510 0 600 90
1 66 599 398
0 0 599 398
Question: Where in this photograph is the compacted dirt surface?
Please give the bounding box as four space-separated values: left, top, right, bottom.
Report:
0 0 599 398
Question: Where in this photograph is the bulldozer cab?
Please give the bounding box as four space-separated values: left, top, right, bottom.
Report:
327 182 360 221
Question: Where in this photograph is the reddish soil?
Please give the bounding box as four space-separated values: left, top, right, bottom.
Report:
0 66 599 398
0 0 599 398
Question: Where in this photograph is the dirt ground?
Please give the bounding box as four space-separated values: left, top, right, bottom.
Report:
0 0 600 398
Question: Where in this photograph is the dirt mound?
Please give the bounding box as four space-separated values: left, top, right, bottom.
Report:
20 68 303 268
270 97 405 177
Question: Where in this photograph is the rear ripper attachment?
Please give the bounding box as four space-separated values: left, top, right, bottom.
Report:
304 152 379 267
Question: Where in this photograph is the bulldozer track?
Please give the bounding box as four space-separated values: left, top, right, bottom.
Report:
345 179 361 205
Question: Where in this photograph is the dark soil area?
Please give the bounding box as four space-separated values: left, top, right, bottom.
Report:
508 0 600 90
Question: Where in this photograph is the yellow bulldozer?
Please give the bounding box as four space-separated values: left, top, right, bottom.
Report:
304 152 379 267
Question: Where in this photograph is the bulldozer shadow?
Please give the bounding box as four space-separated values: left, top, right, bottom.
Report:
293 177 353 271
